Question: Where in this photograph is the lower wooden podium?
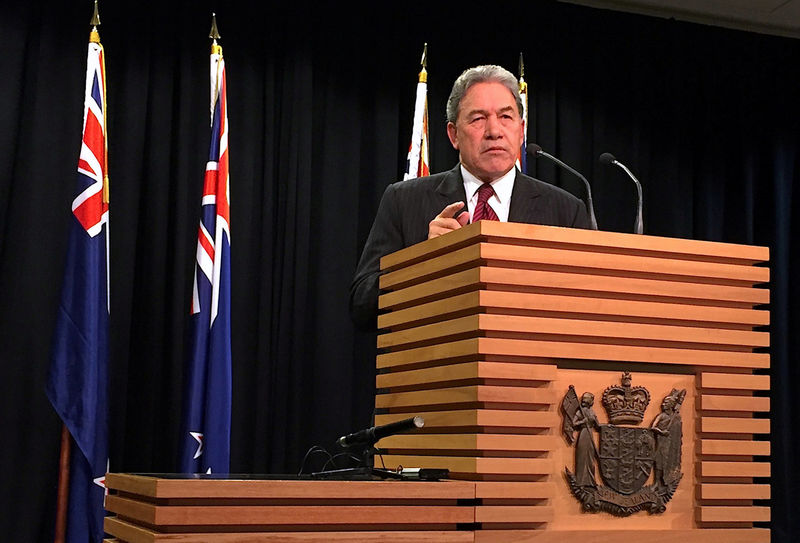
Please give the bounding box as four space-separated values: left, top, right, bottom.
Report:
104 473 769 542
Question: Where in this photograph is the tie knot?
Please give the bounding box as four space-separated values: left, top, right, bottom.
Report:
476 183 495 204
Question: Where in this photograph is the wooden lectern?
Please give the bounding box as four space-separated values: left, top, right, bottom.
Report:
103 222 770 542
373 221 770 542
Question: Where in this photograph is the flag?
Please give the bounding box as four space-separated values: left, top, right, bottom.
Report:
178 33 232 474
517 53 529 174
46 27 110 542
404 44 430 180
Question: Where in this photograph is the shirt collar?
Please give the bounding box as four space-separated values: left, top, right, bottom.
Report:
460 164 516 203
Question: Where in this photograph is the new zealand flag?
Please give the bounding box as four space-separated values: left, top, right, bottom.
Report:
178 44 232 474
46 37 110 542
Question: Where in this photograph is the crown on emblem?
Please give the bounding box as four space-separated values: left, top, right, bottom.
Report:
601 372 650 424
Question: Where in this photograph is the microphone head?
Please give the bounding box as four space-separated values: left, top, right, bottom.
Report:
526 143 543 156
599 152 617 165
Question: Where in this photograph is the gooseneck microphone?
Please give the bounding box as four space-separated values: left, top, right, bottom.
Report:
526 144 598 230
336 416 424 448
599 152 643 235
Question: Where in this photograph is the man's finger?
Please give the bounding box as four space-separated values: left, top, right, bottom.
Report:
437 201 465 219
430 217 463 231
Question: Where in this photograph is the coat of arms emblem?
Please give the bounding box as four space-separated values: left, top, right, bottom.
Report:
561 372 686 516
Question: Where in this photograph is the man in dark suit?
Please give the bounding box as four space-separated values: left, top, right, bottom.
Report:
350 65 591 328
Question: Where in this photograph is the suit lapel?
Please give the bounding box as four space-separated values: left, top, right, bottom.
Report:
508 170 544 223
435 165 469 210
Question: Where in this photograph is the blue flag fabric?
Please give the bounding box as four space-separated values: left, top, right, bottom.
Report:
46 38 109 542
178 45 232 474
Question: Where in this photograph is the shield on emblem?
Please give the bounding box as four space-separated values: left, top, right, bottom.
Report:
598 425 655 495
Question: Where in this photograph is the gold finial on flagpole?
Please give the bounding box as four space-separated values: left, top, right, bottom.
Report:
88 0 108 203
209 13 222 54
518 52 527 93
89 0 101 43
209 12 221 40
418 43 428 83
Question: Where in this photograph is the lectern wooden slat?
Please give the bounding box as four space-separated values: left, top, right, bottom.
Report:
375 221 770 539
103 474 476 542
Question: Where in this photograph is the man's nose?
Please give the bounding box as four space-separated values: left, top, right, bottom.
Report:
484 115 503 138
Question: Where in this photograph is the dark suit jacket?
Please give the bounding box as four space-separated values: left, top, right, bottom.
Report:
349 165 592 329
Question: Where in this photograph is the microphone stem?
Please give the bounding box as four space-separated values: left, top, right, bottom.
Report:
612 160 643 234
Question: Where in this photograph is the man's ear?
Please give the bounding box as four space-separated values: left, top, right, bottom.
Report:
447 121 459 150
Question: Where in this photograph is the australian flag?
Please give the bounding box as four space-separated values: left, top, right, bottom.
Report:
178 42 232 474
46 36 110 542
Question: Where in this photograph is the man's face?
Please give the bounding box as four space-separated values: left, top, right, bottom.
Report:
447 81 524 182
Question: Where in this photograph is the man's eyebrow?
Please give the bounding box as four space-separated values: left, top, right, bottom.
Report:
465 105 515 117
465 108 489 117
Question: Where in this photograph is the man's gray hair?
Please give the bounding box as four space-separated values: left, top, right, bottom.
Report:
446 65 523 123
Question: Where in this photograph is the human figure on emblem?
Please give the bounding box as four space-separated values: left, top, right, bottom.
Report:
650 389 685 489
572 392 600 487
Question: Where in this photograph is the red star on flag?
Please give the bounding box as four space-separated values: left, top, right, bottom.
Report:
94 460 110 505
190 431 204 459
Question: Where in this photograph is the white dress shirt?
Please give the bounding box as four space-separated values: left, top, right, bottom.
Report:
461 164 515 223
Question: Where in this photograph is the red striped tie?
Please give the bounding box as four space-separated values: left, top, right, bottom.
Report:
473 183 499 222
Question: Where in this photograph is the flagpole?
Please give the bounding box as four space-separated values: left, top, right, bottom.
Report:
518 52 528 174
419 43 428 83
94 2 111 311
53 425 71 543
418 44 429 178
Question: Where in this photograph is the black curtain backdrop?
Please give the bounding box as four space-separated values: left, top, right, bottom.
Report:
1 1 797 541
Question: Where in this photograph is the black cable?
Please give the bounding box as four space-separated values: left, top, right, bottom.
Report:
321 451 363 472
297 445 334 475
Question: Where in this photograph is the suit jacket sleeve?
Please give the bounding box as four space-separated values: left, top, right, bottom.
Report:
349 183 404 330
572 200 593 229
